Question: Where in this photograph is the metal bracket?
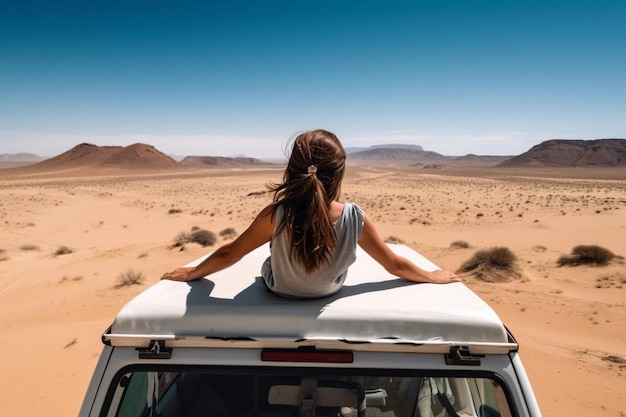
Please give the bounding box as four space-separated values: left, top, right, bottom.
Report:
138 340 172 360
445 346 483 366
299 377 318 417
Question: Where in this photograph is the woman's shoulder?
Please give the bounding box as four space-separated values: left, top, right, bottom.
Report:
341 202 365 221
344 201 364 212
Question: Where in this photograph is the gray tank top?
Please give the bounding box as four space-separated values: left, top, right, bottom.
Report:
261 203 364 298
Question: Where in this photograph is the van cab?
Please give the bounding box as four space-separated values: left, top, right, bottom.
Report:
78 244 542 417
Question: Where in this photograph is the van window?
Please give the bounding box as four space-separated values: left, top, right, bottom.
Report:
103 368 514 417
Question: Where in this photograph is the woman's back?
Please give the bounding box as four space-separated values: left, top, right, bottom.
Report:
262 202 364 298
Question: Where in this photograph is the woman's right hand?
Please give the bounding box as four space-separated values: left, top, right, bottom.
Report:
161 267 196 282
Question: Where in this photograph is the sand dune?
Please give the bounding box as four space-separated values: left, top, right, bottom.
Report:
0 163 625 417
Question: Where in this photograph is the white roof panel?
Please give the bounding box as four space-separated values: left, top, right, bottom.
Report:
107 244 511 349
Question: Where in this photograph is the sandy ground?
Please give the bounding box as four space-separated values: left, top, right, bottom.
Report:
1 164 625 417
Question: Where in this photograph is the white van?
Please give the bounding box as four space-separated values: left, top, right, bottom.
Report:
79 244 542 417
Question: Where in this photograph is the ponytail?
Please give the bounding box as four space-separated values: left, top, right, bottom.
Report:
269 130 346 273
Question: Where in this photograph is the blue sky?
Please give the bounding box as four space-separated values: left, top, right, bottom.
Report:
1 0 625 158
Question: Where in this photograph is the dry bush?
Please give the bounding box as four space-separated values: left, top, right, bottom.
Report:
450 240 470 249
457 246 522 283
602 355 626 364
168 208 182 214
385 236 406 245
59 275 83 283
115 268 145 288
54 246 73 256
20 244 40 251
190 228 216 246
557 245 616 267
170 227 217 248
172 231 191 248
219 227 238 240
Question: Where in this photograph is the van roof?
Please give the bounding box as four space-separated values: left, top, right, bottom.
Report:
105 244 516 353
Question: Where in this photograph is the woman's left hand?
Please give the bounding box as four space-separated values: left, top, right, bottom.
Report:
427 269 461 283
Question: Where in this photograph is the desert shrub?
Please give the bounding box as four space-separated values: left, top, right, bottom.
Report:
557 245 616 267
172 231 191 248
59 275 84 283
168 208 182 214
171 227 217 248
115 268 145 288
20 244 40 251
190 228 217 246
457 246 522 282
54 246 73 256
219 227 238 239
602 355 626 364
385 236 406 245
450 240 470 249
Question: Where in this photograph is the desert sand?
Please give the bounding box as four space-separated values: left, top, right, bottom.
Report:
1 163 625 416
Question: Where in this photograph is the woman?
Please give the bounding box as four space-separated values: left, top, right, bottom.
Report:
161 129 459 297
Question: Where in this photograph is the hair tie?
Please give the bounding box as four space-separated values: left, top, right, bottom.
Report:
307 165 317 174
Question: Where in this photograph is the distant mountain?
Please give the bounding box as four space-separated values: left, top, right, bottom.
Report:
11 139 622 174
7 143 180 173
0 143 279 176
347 147 446 162
167 153 188 162
32 143 123 169
499 139 626 167
97 143 180 169
345 144 424 154
0 153 44 162
344 144 513 167
453 154 513 165
179 155 269 167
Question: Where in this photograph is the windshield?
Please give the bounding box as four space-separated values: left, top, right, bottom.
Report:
104 367 514 417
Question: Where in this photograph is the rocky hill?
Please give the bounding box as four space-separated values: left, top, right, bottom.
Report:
97 143 180 170
4 143 180 174
499 139 626 167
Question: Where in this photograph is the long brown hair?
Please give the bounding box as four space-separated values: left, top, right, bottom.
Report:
269 130 346 273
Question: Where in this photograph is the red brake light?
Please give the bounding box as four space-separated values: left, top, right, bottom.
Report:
261 349 353 363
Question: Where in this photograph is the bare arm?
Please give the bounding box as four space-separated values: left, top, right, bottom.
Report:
161 205 275 282
358 212 460 284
